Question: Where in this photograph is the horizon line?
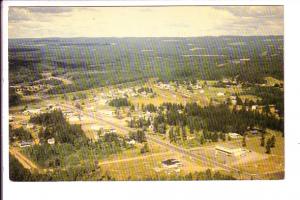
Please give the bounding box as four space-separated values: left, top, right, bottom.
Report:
9 35 284 40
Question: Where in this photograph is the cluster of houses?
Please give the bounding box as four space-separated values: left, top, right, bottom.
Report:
22 104 62 116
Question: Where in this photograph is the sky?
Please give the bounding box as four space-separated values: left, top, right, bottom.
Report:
8 6 283 38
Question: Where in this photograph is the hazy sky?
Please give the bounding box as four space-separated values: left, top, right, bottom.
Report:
8 6 283 38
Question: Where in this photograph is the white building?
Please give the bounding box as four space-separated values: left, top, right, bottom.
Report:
19 141 34 148
47 138 55 145
127 139 136 145
215 145 246 157
23 109 41 115
228 132 242 139
217 92 225 96
231 99 237 105
251 105 258 111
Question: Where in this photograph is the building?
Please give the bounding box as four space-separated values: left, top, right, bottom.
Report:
240 58 250 64
217 92 225 96
127 139 136 145
251 105 258 111
19 141 34 148
228 132 242 139
215 145 246 157
161 159 182 168
23 109 41 115
231 99 237 105
230 95 237 100
149 124 154 131
47 138 55 145
9 115 14 122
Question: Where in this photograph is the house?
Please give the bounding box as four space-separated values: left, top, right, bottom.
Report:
251 105 258 111
250 127 264 134
228 132 242 139
110 128 117 134
26 123 34 129
9 115 15 122
19 141 34 148
231 99 237 105
230 95 237 100
23 108 41 115
127 139 136 145
161 159 182 168
217 92 225 96
47 138 55 145
215 145 247 157
149 124 154 131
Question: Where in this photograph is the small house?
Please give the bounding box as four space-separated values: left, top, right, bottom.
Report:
162 159 182 168
228 132 242 139
251 105 258 111
47 138 55 145
217 92 225 96
127 139 136 145
19 141 34 148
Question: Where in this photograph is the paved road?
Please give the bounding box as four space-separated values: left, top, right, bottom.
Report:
60 103 259 179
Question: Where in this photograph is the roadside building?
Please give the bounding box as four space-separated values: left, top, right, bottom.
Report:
215 145 247 157
161 159 182 168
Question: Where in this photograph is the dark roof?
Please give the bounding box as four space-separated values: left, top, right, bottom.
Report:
162 159 180 166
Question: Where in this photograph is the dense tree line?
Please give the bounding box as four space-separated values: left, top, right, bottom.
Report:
29 110 87 145
143 103 157 113
10 153 115 181
128 117 151 129
137 87 153 94
108 98 131 107
9 87 21 106
145 169 236 181
152 103 283 136
248 86 284 117
129 130 147 143
9 126 33 143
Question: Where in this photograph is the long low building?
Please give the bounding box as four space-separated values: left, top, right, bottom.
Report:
215 145 247 157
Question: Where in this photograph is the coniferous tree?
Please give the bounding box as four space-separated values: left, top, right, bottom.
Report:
266 139 272 154
260 133 265 147
242 135 247 147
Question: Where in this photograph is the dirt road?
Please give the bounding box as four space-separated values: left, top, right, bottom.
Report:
9 147 40 172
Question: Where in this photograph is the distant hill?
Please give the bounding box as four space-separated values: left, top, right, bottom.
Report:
9 36 283 91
